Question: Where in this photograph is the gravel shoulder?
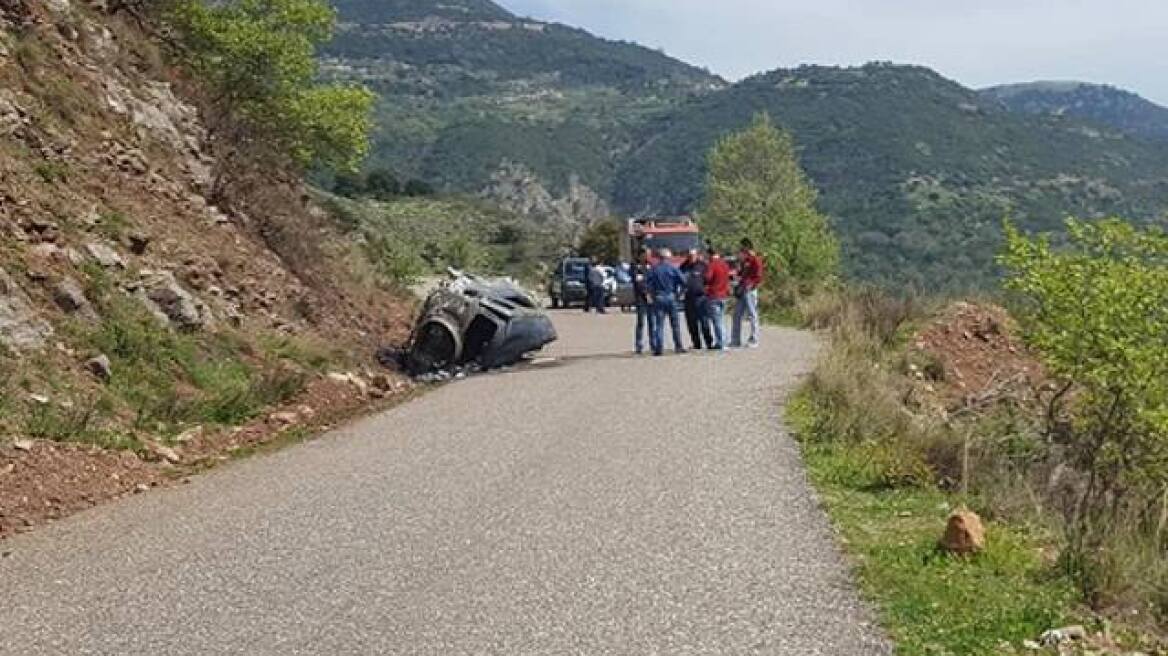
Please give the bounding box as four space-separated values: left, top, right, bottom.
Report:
0 311 889 655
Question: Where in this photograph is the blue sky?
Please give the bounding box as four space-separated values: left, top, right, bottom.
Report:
500 0 1168 106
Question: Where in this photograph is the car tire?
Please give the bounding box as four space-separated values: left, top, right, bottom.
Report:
551 296 560 309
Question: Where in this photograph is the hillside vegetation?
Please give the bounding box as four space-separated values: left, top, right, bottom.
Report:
617 64 1168 290
320 0 723 196
0 0 412 534
321 5 1168 291
983 81 1168 142
320 192 568 283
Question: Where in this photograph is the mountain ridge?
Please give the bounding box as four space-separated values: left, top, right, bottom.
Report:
321 0 723 196
321 3 1168 290
981 80 1168 142
615 63 1168 289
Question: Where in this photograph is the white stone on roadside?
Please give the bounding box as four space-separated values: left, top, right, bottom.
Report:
13 439 34 452
174 426 203 444
145 441 181 464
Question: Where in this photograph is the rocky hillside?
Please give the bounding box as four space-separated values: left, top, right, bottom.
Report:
982 81 1168 142
320 0 723 197
615 64 1168 290
0 0 413 535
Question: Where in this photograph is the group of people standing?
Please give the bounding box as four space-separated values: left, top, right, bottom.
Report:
631 239 764 356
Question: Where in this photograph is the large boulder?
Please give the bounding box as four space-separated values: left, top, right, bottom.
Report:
53 277 97 320
0 268 53 351
939 508 986 555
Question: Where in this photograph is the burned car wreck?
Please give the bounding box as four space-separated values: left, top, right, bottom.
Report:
401 270 557 376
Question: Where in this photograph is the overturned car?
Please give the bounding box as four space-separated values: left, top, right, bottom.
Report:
403 270 557 376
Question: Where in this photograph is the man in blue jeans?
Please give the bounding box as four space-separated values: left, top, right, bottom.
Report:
631 248 656 354
703 245 732 350
645 248 687 356
731 238 764 348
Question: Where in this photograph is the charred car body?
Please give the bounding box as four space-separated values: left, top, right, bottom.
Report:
404 270 557 376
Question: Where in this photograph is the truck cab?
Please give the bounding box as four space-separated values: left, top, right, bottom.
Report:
622 217 703 266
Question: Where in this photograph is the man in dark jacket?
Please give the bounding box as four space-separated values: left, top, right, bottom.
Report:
582 256 595 313
645 248 687 356
631 248 655 354
680 249 714 350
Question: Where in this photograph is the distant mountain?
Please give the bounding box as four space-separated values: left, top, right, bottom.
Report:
982 81 1168 142
331 0 515 22
321 0 724 196
616 64 1168 290
320 4 1168 291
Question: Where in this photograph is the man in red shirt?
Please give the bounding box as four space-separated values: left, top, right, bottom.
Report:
703 245 732 351
731 238 764 348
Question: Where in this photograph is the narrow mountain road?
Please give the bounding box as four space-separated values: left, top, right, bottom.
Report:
0 312 888 655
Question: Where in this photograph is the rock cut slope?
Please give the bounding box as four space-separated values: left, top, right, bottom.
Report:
0 0 413 536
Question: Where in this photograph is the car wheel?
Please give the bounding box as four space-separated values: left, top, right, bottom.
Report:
551 296 560 309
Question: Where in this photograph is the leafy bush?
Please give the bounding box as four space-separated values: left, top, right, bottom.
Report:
1001 217 1168 609
168 0 374 193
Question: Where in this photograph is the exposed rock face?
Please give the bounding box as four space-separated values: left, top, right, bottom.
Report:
52 277 97 320
86 242 125 268
939 508 986 555
134 270 212 331
480 161 610 244
85 353 112 382
0 89 28 137
0 268 53 351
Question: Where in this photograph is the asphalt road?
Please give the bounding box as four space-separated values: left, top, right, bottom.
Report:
0 311 889 655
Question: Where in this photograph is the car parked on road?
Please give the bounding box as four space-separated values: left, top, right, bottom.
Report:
547 257 589 309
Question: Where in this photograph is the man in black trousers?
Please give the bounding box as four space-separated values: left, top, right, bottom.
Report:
680 249 714 350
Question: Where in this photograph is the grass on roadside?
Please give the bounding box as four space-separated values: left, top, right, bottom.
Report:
788 392 1079 655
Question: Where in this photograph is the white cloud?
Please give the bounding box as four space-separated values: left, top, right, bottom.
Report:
501 0 1168 105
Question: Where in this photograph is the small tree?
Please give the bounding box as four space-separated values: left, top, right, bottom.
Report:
169 0 373 199
701 112 839 284
577 220 622 263
1000 218 1168 559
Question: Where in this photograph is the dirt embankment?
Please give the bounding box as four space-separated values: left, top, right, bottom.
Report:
0 1 414 537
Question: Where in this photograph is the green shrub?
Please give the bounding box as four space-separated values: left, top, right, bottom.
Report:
168 0 374 194
1001 219 1168 587
33 161 69 184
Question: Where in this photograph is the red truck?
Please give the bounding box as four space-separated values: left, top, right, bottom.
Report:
620 216 703 265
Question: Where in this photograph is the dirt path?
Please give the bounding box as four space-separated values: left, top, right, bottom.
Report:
0 311 888 655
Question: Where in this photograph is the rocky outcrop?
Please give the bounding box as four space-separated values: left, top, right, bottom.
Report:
131 270 213 331
0 268 53 351
52 277 97 320
480 161 610 244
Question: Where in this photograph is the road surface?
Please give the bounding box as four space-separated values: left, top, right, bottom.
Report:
0 312 888 655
